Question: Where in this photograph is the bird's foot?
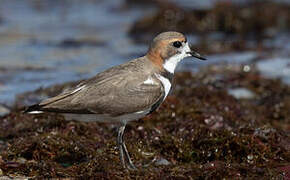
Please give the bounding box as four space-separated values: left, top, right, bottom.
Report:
119 145 137 170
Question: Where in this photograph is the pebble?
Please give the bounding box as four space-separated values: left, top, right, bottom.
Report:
0 105 10 117
228 88 255 99
155 157 171 166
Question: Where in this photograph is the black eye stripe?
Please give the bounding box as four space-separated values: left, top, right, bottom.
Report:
173 41 182 48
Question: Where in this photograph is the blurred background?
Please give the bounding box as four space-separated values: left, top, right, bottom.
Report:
0 1 289 177
0 0 289 107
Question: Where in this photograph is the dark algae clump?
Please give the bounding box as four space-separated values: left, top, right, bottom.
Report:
129 2 290 41
0 65 289 178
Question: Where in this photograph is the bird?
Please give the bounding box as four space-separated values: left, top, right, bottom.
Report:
25 31 206 170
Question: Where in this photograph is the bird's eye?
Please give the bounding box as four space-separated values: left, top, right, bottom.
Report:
173 41 182 48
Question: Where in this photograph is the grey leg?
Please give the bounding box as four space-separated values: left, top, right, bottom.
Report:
117 125 126 168
117 124 137 170
122 140 137 169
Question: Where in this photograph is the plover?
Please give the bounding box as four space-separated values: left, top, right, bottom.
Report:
25 31 206 169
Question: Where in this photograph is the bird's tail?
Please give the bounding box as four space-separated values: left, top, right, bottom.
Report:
24 104 44 114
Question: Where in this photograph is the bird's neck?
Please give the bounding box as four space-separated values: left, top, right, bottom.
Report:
146 52 181 75
146 51 163 70
163 54 183 74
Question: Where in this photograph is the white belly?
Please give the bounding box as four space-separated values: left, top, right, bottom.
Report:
63 109 149 124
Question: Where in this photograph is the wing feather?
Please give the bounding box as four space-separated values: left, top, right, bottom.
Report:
35 66 163 115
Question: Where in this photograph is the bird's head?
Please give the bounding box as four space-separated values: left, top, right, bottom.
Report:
147 31 206 73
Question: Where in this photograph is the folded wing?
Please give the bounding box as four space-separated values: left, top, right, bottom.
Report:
27 71 163 116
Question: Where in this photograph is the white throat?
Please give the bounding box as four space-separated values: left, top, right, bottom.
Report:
163 42 191 73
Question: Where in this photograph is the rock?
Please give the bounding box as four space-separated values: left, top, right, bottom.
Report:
277 165 290 179
129 6 198 43
155 157 171 166
0 176 12 180
129 2 290 43
125 0 165 6
31 38 106 49
57 38 106 48
0 176 28 180
228 88 255 99
0 105 10 117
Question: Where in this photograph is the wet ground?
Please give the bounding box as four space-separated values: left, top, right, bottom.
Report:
0 0 289 179
1 66 290 178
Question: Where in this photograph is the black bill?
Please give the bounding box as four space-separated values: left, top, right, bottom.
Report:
187 51 207 60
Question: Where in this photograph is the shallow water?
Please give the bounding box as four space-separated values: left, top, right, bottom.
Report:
0 0 289 105
0 0 147 104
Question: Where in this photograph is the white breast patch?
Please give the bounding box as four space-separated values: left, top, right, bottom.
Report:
155 73 171 100
143 77 156 85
